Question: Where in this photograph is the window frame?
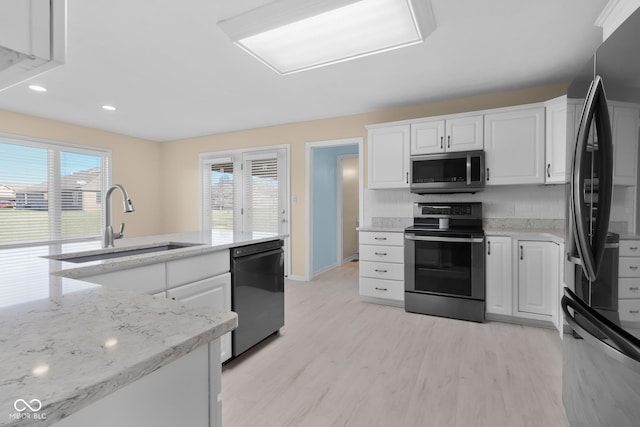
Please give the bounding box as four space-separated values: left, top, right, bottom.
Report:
0 132 111 248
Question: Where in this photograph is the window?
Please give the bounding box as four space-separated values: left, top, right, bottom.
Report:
0 135 110 246
202 148 287 235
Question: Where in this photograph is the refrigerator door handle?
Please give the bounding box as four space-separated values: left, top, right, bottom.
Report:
570 76 614 281
562 288 640 372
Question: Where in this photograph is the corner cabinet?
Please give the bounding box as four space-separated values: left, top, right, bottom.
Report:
485 235 562 331
516 240 558 320
358 230 404 306
367 124 410 189
410 115 483 155
484 107 545 185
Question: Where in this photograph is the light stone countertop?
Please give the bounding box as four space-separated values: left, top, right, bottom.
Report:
357 225 406 233
483 228 565 244
0 230 286 427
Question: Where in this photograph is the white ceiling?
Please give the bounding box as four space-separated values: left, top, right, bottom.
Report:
0 0 608 142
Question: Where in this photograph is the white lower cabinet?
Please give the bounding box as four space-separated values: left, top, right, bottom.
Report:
485 235 561 329
54 342 221 427
167 273 232 363
79 249 233 363
485 236 513 316
358 231 404 307
516 240 558 319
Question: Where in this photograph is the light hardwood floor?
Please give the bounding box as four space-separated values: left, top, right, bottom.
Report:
222 262 570 427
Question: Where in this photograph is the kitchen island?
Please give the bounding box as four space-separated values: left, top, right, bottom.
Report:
0 230 286 427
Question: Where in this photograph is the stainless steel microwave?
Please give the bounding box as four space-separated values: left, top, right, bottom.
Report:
410 150 485 194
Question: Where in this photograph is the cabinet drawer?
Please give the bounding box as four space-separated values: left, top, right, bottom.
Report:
359 231 404 246
620 278 640 299
359 245 404 263
619 257 640 277
166 250 230 289
620 240 640 256
360 261 404 281
81 263 166 294
359 277 404 301
619 299 640 322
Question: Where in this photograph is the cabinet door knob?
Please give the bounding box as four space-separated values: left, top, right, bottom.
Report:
374 252 387 256
374 237 387 241
629 287 639 291
447 135 451 149
630 246 639 251
486 168 490 181
520 245 524 260
375 287 388 291
630 266 639 271
375 269 388 273
487 241 491 255
406 172 409 184
630 310 639 314
547 163 551 178
440 136 443 150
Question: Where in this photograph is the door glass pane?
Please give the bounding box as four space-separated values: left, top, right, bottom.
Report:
414 241 472 296
244 157 279 233
210 162 234 231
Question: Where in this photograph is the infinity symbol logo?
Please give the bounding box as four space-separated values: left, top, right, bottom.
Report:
14 399 42 412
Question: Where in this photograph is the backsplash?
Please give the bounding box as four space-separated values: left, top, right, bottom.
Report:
364 184 636 234
364 185 565 223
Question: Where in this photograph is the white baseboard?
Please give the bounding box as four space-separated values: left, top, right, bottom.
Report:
287 275 307 282
310 263 339 279
342 254 358 264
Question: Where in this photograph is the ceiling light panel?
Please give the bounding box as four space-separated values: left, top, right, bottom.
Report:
219 0 435 74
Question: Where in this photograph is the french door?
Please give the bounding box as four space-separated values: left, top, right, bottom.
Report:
203 148 288 270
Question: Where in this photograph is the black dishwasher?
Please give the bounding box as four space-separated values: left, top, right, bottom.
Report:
230 239 284 358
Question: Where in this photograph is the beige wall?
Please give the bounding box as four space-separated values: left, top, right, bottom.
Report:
161 82 569 278
0 110 163 237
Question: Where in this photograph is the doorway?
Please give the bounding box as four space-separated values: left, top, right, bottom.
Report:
305 138 363 280
337 155 359 264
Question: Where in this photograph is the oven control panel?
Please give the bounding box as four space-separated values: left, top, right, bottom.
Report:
413 202 482 219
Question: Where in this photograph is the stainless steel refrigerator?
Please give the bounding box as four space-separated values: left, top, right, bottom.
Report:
563 7 640 426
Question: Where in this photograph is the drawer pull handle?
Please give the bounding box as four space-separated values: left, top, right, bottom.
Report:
630 310 639 314
630 287 639 291
375 269 388 273
374 237 387 241
374 287 388 291
630 246 639 251
630 266 639 271
374 252 387 256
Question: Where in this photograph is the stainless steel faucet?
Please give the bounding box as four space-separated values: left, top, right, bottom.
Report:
103 184 134 248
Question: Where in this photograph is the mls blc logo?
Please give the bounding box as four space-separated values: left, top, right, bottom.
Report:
9 399 46 421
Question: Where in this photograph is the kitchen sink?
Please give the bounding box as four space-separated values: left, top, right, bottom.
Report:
48 242 204 263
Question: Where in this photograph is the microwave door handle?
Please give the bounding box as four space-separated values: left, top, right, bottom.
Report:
466 155 471 185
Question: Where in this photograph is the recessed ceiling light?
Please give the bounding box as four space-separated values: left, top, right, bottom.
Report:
218 0 435 75
102 105 116 111
28 85 47 92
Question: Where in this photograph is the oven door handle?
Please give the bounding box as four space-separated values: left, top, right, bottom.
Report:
404 234 484 243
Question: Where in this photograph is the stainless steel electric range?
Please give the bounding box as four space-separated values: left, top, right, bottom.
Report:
404 202 485 322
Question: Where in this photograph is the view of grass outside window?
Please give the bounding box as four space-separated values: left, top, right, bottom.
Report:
0 139 109 245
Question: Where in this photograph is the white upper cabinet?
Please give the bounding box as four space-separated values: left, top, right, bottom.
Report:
544 96 576 184
611 104 640 186
411 115 483 154
484 107 545 185
367 124 410 189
